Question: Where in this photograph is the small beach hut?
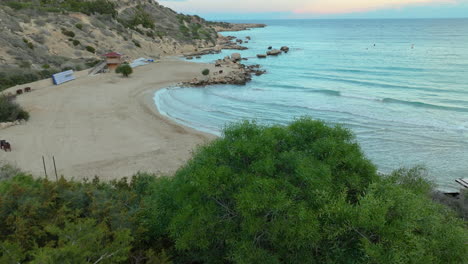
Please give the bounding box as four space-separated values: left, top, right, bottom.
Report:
101 52 123 70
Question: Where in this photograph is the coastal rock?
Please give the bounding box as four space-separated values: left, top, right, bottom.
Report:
183 63 265 87
280 46 290 53
268 46 273 50
246 36 251 40
186 56 194 60
231 53 242 61
195 55 201 59
267 49 281 56
257 54 267 58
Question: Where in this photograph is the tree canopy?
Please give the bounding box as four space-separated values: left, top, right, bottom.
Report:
143 118 467 263
116 63 133 77
0 118 467 263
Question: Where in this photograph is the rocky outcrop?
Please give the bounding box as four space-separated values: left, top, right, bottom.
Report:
213 23 266 32
280 46 290 53
257 54 267 58
267 49 282 56
231 53 242 62
184 56 265 87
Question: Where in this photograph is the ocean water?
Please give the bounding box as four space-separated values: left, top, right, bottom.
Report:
155 19 468 191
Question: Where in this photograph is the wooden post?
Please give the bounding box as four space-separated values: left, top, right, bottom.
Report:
53 156 58 181
42 156 48 179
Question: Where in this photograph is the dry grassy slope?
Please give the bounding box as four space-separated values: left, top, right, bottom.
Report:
0 0 221 72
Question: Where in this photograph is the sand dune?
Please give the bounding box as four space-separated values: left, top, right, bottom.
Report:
0 59 218 180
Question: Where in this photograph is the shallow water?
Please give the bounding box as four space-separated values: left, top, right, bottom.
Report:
155 19 468 191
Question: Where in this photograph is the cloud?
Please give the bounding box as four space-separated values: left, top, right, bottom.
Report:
159 0 459 15
296 0 457 14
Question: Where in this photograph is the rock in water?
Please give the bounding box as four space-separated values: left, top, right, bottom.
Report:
267 49 281 56
257 54 267 58
280 46 290 53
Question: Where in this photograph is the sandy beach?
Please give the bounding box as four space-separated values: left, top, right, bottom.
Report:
0 58 219 180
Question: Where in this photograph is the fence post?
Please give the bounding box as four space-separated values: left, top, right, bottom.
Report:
42 156 48 179
52 156 58 181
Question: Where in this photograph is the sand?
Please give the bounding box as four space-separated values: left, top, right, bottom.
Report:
0 58 219 180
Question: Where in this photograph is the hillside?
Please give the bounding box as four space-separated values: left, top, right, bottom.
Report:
0 0 232 91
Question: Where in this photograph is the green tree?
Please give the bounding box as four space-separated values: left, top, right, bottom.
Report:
202 69 210 76
115 64 133 77
30 219 132 264
143 118 468 263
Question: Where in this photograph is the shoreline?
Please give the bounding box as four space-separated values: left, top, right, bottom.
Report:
0 58 222 180
0 23 266 180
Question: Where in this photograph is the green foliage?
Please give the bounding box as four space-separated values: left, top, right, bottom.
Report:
75 23 83 30
115 63 133 77
61 28 75 38
133 40 141 48
130 8 155 29
179 25 190 37
0 172 160 263
2 0 117 17
0 119 466 263
85 45 95 53
42 64 50 69
202 69 210 76
72 39 80 46
0 95 29 122
5 2 29 10
142 118 468 263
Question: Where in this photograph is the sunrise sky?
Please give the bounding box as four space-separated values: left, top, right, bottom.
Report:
159 0 468 19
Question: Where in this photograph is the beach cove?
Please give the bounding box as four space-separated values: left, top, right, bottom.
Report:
0 59 222 180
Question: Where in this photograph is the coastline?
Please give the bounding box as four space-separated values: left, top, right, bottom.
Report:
0 23 266 180
0 58 222 180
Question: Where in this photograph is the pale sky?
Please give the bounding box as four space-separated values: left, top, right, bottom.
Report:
159 0 468 19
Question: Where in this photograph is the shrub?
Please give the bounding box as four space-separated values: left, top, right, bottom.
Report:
75 23 83 30
0 172 153 263
123 9 155 29
85 46 96 53
42 64 50 69
201 69 210 75
72 39 80 46
143 118 468 263
61 28 75 38
19 61 32 69
0 95 29 122
132 40 141 48
115 63 133 77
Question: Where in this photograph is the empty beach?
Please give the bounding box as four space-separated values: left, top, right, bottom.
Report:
0 59 218 180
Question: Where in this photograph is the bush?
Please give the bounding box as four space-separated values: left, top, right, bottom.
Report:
72 39 80 46
132 40 141 48
115 63 133 77
0 95 29 122
0 172 155 263
61 28 75 38
201 69 210 75
85 46 95 53
75 23 83 30
143 118 468 263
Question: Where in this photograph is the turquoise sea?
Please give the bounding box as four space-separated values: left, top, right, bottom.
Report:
155 19 468 191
